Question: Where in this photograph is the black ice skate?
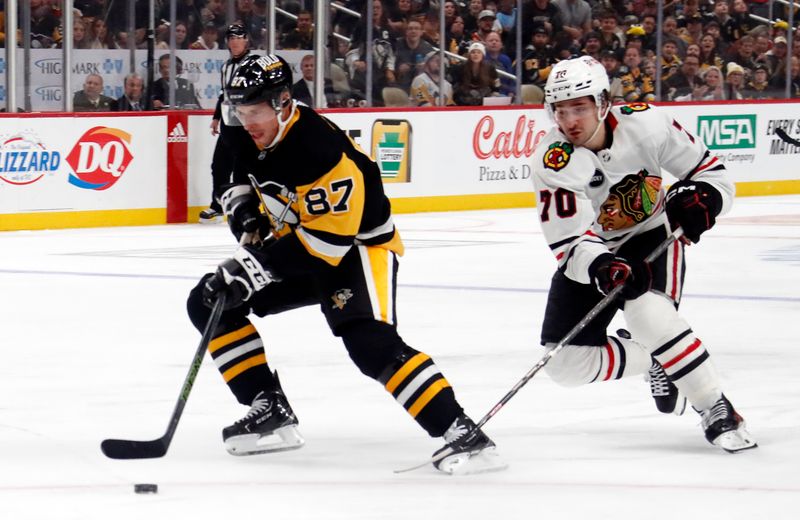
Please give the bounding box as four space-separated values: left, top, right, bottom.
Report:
222 387 304 456
696 394 757 453
199 208 223 224
646 360 687 416
432 415 506 475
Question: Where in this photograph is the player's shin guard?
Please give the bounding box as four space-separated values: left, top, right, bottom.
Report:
378 346 462 437
543 335 653 387
208 320 278 405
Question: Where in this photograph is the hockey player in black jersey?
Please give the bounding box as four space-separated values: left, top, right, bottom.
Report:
531 56 756 453
186 54 504 474
200 23 257 224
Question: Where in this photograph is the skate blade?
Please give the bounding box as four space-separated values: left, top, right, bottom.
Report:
436 447 508 476
712 423 758 453
199 217 224 225
673 396 687 416
225 425 305 456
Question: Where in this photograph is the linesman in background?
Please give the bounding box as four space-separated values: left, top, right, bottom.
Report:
200 23 256 224
186 54 505 474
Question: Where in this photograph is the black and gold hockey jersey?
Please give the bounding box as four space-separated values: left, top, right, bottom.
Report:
233 102 404 278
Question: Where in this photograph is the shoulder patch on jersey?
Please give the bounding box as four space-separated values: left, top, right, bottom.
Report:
619 102 651 115
543 141 574 171
597 169 662 231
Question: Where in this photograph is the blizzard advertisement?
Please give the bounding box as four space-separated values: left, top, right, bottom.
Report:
0 116 165 217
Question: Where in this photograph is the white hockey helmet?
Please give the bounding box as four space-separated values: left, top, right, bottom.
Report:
545 56 610 120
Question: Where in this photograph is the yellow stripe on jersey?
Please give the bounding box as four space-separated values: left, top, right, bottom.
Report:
366 246 391 323
408 378 452 418
385 353 430 393
208 323 258 354
221 352 267 382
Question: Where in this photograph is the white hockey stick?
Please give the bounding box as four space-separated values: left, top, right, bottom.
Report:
395 227 684 473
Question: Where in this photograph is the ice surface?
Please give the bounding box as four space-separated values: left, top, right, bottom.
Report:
1 197 799 520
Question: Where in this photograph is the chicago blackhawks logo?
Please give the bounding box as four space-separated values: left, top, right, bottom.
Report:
598 169 662 231
620 102 651 115
543 141 573 171
331 288 353 310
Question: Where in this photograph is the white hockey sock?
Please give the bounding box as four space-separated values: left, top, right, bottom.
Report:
651 330 722 411
544 335 652 387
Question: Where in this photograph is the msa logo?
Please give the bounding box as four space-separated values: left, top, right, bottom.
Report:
698 115 756 150
168 122 188 143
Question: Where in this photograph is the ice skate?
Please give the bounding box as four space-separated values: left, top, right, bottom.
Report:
432 415 507 475
696 394 757 453
222 388 304 456
646 360 687 416
199 208 224 224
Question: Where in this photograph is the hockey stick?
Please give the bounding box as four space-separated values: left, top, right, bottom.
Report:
774 127 800 147
100 293 227 459
395 227 684 473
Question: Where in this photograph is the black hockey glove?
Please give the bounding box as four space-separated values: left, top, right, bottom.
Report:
220 184 269 245
665 180 723 243
202 246 281 309
588 253 651 300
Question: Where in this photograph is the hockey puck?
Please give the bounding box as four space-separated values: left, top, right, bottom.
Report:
134 483 158 494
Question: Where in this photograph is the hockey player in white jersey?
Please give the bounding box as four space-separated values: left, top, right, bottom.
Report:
531 55 756 453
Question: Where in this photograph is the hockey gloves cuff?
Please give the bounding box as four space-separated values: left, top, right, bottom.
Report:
220 184 268 245
203 246 280 309
665 180 723 243
589 253 651 300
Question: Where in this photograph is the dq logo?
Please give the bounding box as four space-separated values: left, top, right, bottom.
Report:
66 127 134 190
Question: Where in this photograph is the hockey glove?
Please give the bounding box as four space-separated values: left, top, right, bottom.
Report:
665 180 723 243
203 246 280 309
588 253 651 300
220 184 269 245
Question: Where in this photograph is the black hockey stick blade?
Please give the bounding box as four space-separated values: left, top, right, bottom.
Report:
100 294 226 460
775 127 800 147
101 438 168 459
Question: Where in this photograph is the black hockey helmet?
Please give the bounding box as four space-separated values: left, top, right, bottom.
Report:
226 54 293 110
225 22 249 40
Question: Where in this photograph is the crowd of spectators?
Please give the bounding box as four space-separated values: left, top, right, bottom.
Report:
4 0 800 108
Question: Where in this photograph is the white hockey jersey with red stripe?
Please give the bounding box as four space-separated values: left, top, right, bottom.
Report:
531 102 734 284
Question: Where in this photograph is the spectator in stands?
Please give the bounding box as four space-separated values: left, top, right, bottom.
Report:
73 18 89 49
495 0 518 42
581 31 603 61
281 9 313 50
151 54 201 109
625 24 647 55
443 0 459 28
451 41 501 105
709 0 736 44
463 0 485 35
675 65 725 100
421 9 442 46
726 34 759 78
191 22 220 49
703 20 728 55
114 74 146 111
775 55 800 97
521 0 564 47
388 0 414 35
73 74 115 112
661 16 687 57
762 36 788 78
471 10 500 43
663 53 701 100
202 0 228 29
291 54 333 108
88 18 114 49
394 19 435 91
346 30 397 104
410 51 454 106
660 37 682 81
31 0 60 48
618 46 655 102
598 10 623 52
447 15 470 58
639 14 658 53
520 25 556 88
699 32 724 71
553 0 592 41
682 14 704 47
484 31 515 97
159 0 204 44
724 61 745 99
743 63 773 99
600 49 624 101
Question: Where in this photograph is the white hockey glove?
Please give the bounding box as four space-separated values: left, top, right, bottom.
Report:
203 246 280 309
